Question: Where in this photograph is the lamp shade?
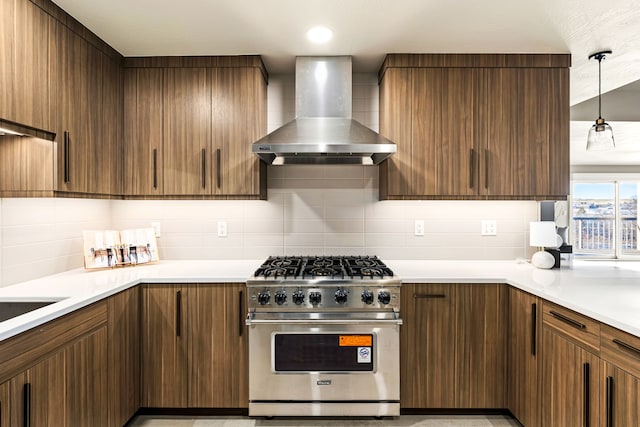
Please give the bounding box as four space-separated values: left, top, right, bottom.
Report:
530 221 557 247
586 119 615 151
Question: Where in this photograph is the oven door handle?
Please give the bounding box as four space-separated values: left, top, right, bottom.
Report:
246 317 403 326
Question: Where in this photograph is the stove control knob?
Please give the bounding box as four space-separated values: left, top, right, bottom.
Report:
257 291 271 305
361 290 374 305
309 291 322 306
378 291 391 305
274 290 287 305
292 290 305 305
334 288 348 305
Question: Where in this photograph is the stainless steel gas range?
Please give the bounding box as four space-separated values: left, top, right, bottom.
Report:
245 255 402 417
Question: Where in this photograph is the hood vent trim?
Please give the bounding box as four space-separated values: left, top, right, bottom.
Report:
252 56 396 165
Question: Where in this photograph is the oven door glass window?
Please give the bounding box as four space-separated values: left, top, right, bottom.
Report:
273 333 374 372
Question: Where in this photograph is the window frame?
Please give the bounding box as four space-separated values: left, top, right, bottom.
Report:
571 173 640 260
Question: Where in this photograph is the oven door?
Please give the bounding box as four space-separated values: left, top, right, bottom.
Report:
246 312 402 416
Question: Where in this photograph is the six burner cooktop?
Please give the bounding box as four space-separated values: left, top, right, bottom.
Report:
252 255 394 280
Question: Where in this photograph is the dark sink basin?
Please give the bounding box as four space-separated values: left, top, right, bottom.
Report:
0 301 58 323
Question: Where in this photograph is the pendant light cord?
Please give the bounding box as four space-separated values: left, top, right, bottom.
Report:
598 57 602 119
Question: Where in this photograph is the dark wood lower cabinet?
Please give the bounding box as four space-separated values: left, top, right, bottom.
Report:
142 283 247 409
0 380 9 426
601 362 640 427
542 328 601 427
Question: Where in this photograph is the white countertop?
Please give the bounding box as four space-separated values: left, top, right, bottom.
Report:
1 259 640 341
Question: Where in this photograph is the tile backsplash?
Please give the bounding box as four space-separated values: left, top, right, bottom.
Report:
0 73 538 287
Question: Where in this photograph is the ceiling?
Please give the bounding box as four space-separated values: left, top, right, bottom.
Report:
51 0 640 165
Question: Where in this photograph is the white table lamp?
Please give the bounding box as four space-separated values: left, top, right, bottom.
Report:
530 221 558 269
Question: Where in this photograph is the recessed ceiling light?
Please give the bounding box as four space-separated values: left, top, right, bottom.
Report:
306 26 333 44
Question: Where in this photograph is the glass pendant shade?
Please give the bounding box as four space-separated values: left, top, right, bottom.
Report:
586 117 615 151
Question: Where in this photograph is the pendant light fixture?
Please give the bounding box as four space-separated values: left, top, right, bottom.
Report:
586 50 614 151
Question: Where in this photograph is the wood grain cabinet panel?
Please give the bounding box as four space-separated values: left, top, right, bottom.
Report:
400 284 457 408
542 327 601 427
0 0 15 123
0 380 9 427
455 284 507 408
65 327 108 427
163 68 212 196
107 287 140 427
211 67 266 198
124 68 164 196
601 361 640 427
141 284 189 407
507 287 541 427
378 54 570 200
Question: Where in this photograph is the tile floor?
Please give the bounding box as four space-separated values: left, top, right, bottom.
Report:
129 415 521 426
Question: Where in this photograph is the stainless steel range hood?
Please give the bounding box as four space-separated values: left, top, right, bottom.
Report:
252 56 396 165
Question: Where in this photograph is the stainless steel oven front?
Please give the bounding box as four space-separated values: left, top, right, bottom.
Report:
246 312 402 416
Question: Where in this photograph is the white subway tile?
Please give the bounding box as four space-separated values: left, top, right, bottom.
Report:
324 233 364 247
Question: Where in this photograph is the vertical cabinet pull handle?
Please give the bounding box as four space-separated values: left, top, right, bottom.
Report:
238 289 244 337
201 149 207 189
63 131 70 183
153 148 158 189
531 303 537 356
469 149 476 188
606 376 614 427
216 148 221 189
583 363 590 427
484 149 489 189
176 290 182 337
23 383 31 427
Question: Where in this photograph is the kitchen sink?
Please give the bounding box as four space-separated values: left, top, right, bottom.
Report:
0 300 60 323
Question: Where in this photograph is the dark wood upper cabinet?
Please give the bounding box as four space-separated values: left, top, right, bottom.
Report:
379 54 571 200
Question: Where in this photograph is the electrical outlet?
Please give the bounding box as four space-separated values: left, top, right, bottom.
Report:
217 221 228 237
151 221 161 238
481 220 497 236
414 220 425 236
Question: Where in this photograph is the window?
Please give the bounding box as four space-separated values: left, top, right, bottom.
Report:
572 177 639 258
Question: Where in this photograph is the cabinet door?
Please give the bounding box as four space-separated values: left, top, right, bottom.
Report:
479 68 519 197
10 0 51 131
0 380 9 427
542 328 600 427
108 287 140 427
379 68 412 199
188 284 248 407
400 284 456 408
508 287 541 426
456 283 507 408
100 54 122 196
601 362 640 427
211 67 266 198
10 351 66 426
0 0 14 122
142 285 188 407
124 68 164 196
65 327 108 427
163 68 211 195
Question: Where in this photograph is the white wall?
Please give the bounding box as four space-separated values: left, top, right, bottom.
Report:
0 73 538 287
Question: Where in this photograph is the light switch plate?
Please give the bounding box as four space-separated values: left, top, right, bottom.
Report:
481 220 497 236
151 221 161 238
217 221 228 237
414 220 425 236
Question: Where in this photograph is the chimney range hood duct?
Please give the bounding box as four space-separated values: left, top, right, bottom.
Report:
252 56 396 165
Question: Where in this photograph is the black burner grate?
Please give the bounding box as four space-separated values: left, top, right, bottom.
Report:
252 255 393 279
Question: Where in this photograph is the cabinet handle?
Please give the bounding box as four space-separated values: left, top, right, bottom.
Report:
549 310 586 330
63 131 70 183
583 363 590 427
201 148 207 189
23 383 31 427
484 149 489 189
612 338 640 358
153 148 158 189
413 293 446 299
176 290 182 338
531 303 537 356
238 289 244 337
216 148 221 189
606 376 614 427
469 149 476 188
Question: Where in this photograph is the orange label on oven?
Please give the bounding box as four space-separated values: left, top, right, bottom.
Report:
339 335 372 346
